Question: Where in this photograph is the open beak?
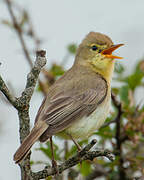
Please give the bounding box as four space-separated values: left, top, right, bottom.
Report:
101 44 124 59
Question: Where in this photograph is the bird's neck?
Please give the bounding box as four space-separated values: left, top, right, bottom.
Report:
91 61 115 84
74 58 115 84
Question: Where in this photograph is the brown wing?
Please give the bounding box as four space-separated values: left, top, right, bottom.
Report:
39 76 108 142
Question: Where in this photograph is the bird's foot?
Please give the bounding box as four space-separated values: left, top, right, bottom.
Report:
52 159 59 177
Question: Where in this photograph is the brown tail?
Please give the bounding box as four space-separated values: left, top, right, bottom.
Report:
13 121 49 163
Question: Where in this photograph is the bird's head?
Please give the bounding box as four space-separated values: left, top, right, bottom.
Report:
75 32 124 80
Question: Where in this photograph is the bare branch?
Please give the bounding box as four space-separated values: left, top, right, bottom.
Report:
17 50 46 143
0 50 46 180
101 119 116 129
111 93 127 180
31 140 114 179
17 50 46 108
5 0 33 68
0 75 17 108
0 50 46 111
5 0 49 97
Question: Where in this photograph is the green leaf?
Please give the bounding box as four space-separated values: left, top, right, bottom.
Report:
37 142 61 161
119 85 129 107
124 63 144 90
36 84 42 92
19 11 28 27
46 176 52 180
114 62 125 74
50 64 65 77
67 44 77 54
78 161 92 176
30 160 34 165
112 87 119 95
66 145 77 159
95 125 114 139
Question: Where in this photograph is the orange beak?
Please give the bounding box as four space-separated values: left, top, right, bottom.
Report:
101 44 124 59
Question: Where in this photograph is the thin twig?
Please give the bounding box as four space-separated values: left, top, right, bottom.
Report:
101 119 116 128
5 0 33 68
64 140 68 160
5 0 50 97
0 75 17 108
18 50 46 108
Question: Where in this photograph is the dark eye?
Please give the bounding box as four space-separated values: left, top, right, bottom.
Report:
91 45 98 51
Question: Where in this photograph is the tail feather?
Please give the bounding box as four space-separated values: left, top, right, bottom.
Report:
13 121 49 163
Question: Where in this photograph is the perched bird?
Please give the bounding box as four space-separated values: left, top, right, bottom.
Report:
14 32 123 163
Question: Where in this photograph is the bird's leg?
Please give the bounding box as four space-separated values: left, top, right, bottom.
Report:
67 133 82 152
67 134 83 168
71 137 82 152
50 136 59 176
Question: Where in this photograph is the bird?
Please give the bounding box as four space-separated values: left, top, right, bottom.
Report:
13 32 123 164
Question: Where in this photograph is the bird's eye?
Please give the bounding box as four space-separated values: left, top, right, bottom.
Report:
91 45 98 51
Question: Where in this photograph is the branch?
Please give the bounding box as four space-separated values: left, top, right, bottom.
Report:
111 93 123 152
0 75 18 108
5 0 49 96
0 50 46 180
0 51 46 111
101 119 116 129
17 50 46 145
112 93 127 180
31 139 114 180
17 50 46 110
5 0 33 68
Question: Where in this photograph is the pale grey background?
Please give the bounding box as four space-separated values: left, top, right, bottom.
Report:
0 0 144 179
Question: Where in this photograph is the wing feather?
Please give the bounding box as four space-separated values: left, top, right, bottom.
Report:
39 86 107 141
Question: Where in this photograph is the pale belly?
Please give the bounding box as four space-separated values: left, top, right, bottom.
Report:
59 95 111 139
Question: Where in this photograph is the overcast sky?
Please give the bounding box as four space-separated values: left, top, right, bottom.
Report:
0 0 144 179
